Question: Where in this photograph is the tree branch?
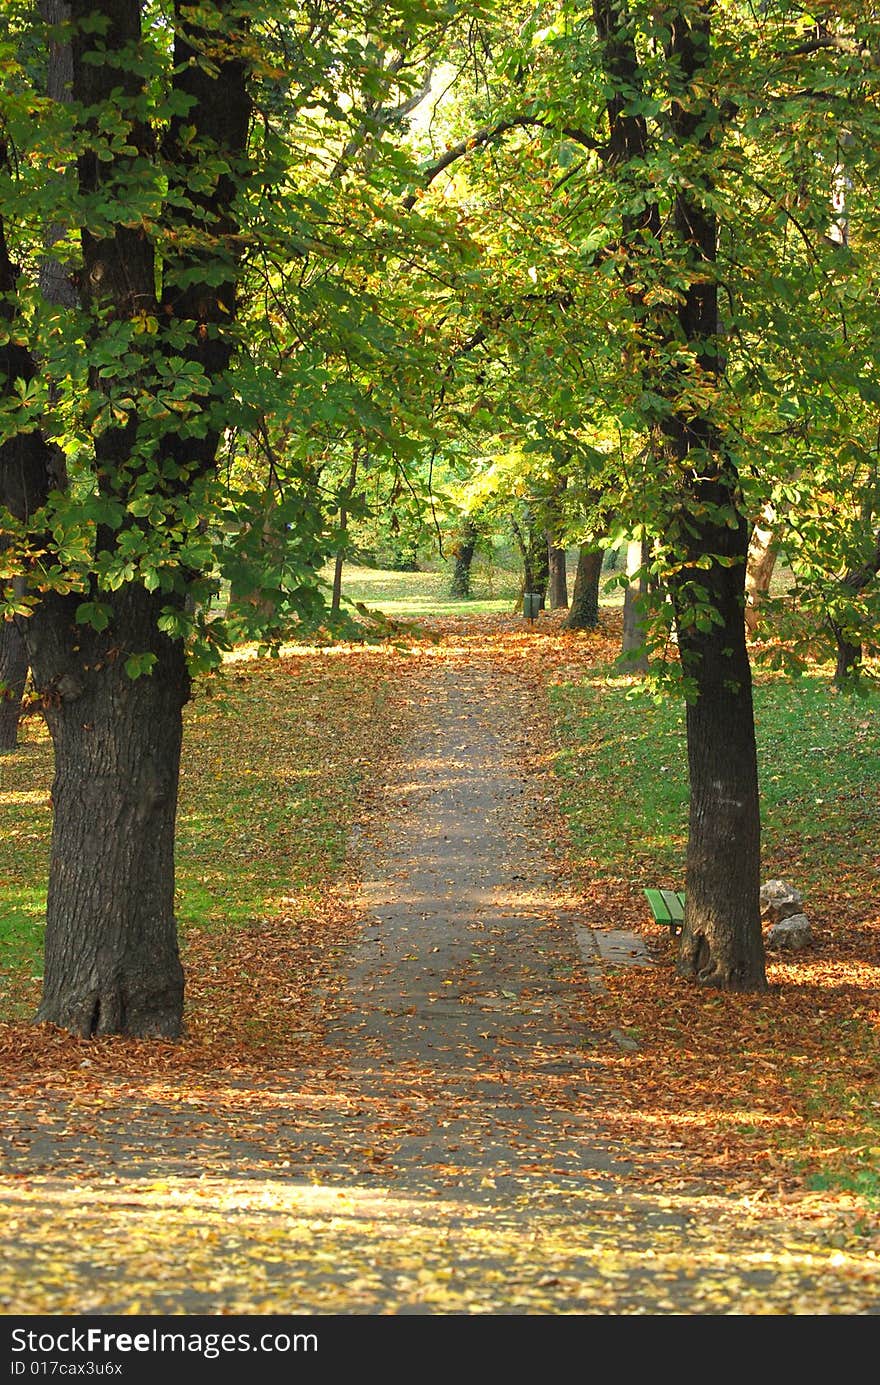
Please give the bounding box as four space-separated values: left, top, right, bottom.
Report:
404 116 602 208
781 34 878 62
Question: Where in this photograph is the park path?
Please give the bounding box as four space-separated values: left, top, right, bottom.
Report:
321 654 637 1191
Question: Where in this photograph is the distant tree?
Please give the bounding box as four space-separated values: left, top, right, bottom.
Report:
449 515 480 599
563 546 601 630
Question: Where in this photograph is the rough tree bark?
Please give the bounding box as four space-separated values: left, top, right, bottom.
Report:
31 586 189 1034
661 9 766 990
563 545 602 629
29 0 188 1035
671 492 765 990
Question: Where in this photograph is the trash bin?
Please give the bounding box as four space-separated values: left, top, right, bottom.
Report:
522 592 541 620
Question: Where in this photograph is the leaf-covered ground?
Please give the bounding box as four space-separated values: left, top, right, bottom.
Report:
0 612 878 1315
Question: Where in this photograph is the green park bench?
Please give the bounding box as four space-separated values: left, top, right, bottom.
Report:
644 888 685 937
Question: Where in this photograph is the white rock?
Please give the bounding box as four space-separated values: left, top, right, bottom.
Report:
760 879 804 922
766 913 812 951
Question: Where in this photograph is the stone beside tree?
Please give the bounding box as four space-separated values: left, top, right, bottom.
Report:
760 880 813 952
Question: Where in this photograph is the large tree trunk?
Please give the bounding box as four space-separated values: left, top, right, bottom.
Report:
0 620 28 751
672 513 766 990
563 545 602 629
592 0 765 987
29 587 188 1036
548 542 569 609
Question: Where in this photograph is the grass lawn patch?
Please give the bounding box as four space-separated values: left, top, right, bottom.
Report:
550 668 880 896
323 561 522 617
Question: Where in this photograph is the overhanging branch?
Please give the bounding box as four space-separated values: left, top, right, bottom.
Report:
404 115 603 209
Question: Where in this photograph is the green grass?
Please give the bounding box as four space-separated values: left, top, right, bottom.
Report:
324 549 614 617
551 670 880 891
0 741 53 1008
324 560 523 617
807 1167 880 1201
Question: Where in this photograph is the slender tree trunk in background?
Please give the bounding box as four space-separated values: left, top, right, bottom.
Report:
450 515 478 598
0 620 28 751
331 545 345 613
548 542 569 609
621 537 649 670
546 473 568 608
332 449 359 613
513 535 530 609
226 499 281 626
830 529 880 686
511 516 543 611
744 504 778 636
527 516 549 608
563 545 602 629
833 627 862 685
